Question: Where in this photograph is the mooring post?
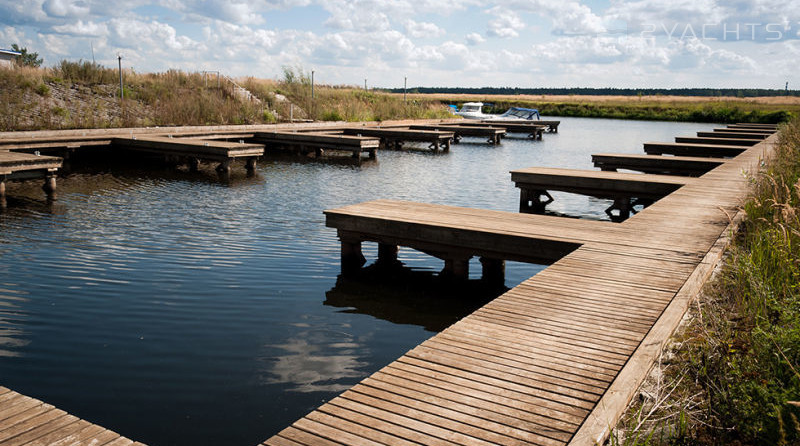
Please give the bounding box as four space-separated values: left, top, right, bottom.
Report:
443 138 451 153
0 176 6 199
480 257 505 287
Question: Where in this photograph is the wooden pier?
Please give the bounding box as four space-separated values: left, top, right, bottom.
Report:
457 122 547 140
674 135 759 146
0 151 62 205
696 131 768 140
482 119 560 133
591 153 723 176
340 128 454 152
252 131 380 161
643 141 747 158
112 136 264 174
510 167 688 221
408 125 506 145
264 125 777 446
0 387 145 446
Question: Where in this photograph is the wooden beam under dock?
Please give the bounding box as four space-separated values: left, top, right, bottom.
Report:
111 136 264 174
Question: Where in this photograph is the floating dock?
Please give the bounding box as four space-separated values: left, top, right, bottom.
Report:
265 126 777 446
0 387 145 446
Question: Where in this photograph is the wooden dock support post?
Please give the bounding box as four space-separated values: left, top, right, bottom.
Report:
189 157 201 172
442 256 470 280
340 235 367 276
480 257 505 287
246 157 257 174
519 188 554 213
216 159 231 176
377 243 400 267
42 173 57 197
605 196 633 222
0 175 6 208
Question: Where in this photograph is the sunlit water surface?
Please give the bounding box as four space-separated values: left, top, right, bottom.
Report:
0 118 711 445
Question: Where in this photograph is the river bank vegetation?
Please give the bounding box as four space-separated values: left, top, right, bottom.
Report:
1 61 797 131
613 118 800 445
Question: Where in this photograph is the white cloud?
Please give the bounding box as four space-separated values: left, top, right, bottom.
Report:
465 32 485 45
42 0 90 18
52 20 108 37
404 20 445 39
486 6 526 38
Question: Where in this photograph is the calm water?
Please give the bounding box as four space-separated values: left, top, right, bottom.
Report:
0 117 711 445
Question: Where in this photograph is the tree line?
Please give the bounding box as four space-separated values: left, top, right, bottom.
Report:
385 86 798 98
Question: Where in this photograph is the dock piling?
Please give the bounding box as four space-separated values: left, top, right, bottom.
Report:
479 257 505 287
519 188 554 213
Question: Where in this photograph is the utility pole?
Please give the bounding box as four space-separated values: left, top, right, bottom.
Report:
404 76 407 102
364 78 367 91
311 70 315 99
118 55 123 99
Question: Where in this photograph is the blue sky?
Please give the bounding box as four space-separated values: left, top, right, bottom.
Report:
2 0 799 89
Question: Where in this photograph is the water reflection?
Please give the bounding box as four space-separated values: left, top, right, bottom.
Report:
261 322 368 393
325 265 501 333
0 285 30 358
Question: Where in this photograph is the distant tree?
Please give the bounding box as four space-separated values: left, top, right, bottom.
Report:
11 44 43 68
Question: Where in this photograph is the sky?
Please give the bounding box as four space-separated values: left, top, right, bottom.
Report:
1 0 799 89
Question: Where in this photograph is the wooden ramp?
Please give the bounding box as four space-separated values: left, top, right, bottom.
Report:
111 136 263 174
591 153 723 176
262 129 775 446
0 387 145 446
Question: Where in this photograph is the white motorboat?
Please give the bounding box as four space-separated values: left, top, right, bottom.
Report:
452 102 540 120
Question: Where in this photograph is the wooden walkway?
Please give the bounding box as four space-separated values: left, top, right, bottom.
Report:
263 127 776 446
0 387 145 446
591 153 723 176
111 136 264 174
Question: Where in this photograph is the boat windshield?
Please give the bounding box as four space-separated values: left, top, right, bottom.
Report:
460 105 482 113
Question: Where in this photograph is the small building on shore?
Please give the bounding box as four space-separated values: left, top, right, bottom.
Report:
0 49 21 67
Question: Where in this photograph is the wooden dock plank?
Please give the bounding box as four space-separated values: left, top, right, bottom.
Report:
0 388 144 446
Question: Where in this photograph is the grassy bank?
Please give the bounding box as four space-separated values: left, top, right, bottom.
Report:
0 63 450 131
411 93 799 123
614 119 800 445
